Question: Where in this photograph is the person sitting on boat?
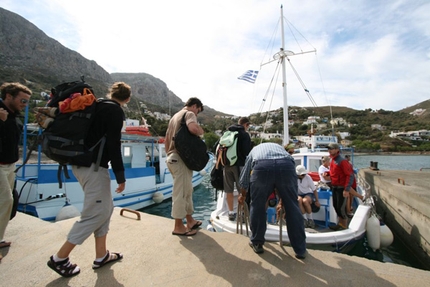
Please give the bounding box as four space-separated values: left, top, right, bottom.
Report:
296 165 320 228
318 156 331 189
284 143 295 155
238 142 306 258
327 143 354 231
47 82 131 277
223 117 252 221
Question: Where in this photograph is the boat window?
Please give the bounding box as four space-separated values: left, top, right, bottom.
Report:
308 158 320 172
294 159 301 166
123 146 131 157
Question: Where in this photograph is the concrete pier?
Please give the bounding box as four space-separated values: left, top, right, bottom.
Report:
1 207 430 286
359 168 430 269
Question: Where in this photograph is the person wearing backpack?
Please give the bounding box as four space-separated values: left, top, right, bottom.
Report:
223 117 251 221
47 82 131 277
165 97 205 237
0 82 32 253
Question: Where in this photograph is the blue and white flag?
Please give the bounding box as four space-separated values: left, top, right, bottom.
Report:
237 70 259 84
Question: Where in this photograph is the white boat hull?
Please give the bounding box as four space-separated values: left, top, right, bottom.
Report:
210 190 370 249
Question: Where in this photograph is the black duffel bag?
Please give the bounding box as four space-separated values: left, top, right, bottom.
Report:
174 113 209 171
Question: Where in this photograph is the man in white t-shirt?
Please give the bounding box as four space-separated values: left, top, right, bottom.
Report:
296 165 320 228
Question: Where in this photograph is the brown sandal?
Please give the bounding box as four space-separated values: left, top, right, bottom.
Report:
47 256 80 277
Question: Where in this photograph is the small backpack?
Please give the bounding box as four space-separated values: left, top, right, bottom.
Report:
218 130 239 166
210 151 224 190
34 78 111 187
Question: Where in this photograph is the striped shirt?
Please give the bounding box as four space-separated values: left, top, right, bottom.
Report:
239 142 293 190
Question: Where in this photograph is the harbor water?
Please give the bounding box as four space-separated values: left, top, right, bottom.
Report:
141 154 430 270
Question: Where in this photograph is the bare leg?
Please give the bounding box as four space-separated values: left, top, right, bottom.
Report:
227 193 234 212
95 235 107 259
56 241 76 259
349 188 363 200
185 214 200 230
303 196 312 214
339 217 348 228
298 197 305 214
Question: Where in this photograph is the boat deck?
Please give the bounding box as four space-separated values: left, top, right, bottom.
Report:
2 207 429 286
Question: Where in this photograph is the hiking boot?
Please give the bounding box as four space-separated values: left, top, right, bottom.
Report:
329 224 346 231
228 213 237 221
307 219 315 229
249 242 264 254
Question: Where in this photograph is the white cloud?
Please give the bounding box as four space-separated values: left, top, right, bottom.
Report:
1 0 429 116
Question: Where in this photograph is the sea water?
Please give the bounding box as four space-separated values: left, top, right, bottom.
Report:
141 154 430 270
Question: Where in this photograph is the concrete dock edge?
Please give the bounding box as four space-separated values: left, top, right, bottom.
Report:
1 207 430 286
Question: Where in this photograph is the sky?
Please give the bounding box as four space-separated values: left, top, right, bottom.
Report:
1 0 430 116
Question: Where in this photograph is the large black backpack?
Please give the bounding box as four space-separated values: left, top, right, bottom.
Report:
35 78 111 187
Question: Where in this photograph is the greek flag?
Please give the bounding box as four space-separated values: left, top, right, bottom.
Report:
237 70 259 83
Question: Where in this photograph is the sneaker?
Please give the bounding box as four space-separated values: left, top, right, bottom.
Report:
249 242 264 254
228 212 237 221
307 219 315 228
329 224 346 231
303 218 309 228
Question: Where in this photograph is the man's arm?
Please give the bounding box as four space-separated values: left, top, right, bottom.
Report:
187 122 204 136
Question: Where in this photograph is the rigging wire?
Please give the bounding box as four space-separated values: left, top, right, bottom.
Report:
286 56 318 107
314 53 336 140
283 17 318 53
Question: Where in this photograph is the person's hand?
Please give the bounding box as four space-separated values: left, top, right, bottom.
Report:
315 200 321 207
238 193 246 204
343 190 350 198
0 108 8 121
116 182 125 193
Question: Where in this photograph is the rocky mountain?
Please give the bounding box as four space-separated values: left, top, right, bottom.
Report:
0 8 199 117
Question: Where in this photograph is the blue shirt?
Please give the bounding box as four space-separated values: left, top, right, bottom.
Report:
239 143 293 190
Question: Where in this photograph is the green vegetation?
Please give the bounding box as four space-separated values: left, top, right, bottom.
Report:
24 97 430 153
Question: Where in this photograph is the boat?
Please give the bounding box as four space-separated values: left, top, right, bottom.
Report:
209 6 392 252
16 118 214 222
210 146 387 252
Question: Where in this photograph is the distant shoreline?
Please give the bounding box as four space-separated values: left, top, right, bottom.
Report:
354 151 430 156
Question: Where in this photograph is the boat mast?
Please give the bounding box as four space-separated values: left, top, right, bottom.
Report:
280 5 289 145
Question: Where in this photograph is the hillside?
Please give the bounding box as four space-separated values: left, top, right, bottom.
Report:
1 7 429 151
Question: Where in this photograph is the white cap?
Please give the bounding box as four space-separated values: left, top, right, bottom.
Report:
296 165 307 175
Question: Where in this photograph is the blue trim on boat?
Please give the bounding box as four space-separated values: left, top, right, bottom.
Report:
17 204 38 217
